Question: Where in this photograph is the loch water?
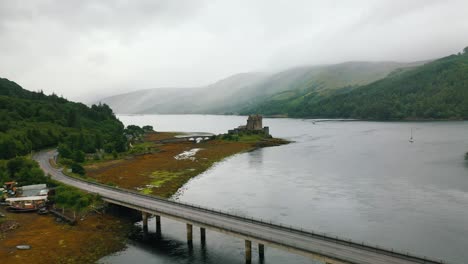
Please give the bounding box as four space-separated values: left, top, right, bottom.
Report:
100 115 468 264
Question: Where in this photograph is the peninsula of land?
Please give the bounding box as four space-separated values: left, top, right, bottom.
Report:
84 115 289 198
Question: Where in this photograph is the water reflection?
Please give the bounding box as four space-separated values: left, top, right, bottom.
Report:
248 148 264 167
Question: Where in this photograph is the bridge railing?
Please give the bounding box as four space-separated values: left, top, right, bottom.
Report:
47 151 448 264
103 196 367 264
101 193 446 264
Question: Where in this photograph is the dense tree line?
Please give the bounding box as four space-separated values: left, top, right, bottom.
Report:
0 157 49 186
243 48 468 120
124 125 153 141
0 77 126 159
0 76 129 181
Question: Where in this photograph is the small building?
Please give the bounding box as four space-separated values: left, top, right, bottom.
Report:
228 115 270 136
18 184 48 197
5 196 48 212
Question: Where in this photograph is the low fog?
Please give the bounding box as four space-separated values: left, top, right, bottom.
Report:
1 0 468 101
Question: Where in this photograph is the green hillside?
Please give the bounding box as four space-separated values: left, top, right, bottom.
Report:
0 77 131 189
0 77 126 160
243 50 468 120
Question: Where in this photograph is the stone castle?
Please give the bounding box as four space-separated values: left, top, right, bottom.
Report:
228 114 269 135
246 114 263 130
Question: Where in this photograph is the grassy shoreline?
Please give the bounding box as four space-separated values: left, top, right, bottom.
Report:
84 131 289 198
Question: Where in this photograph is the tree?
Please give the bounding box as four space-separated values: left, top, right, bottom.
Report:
464 46 468 54
4 157 47 185
58 144 72 159
78 133 85 149
113 135 128 152
0 136 18 159
53 184 96 220
72 150 85 163
0 164 10 185
104 143 114 153
7 157 30 176
71 163 85 175
16 167 48 185
95 134 103 150
142 125 154 132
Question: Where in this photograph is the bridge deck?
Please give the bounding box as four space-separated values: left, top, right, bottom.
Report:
34 150 445 264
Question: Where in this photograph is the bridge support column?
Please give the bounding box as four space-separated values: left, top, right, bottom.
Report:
142 212 148 233
200 227 206 244
245 240 252 264
186 224 193 244
155 215 161 236
258 243 265 260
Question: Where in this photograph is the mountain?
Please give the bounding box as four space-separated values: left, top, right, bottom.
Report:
138 72 271 114
98 72 268 114
98 61 420 114
244 52 468 119
0 77 126 160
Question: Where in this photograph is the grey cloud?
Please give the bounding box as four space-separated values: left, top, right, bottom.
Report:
1 1 203 26
0 0 467 102
354 0 440 26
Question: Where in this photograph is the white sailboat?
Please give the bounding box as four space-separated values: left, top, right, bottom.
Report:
409 128 414 143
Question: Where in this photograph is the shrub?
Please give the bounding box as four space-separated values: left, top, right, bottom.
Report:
71 162 85 175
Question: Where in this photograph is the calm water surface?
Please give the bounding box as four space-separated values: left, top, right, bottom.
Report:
100 115 468 264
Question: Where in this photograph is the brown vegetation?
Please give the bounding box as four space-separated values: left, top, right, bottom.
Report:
0 208 131 264
85 132 256 197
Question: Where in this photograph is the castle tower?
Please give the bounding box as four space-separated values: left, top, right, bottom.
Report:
246 115 263 130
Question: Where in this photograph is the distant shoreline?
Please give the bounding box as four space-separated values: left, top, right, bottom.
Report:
117 113 467 122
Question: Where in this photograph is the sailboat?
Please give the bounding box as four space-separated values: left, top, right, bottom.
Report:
409 128 414 143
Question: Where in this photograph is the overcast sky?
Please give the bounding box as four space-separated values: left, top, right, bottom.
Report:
1 0 468 102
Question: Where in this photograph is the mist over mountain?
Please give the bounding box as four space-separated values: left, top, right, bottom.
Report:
99 61 421 114
244 51 468 120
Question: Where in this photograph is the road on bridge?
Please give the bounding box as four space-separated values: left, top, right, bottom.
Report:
34 150 445 264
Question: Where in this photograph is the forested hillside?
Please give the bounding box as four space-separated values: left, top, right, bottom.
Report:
244 49 468 120
0 77 126 160
99 61 419 114
0 77 127 187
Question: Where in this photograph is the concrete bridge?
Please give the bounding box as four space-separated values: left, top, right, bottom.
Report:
34 150 447 264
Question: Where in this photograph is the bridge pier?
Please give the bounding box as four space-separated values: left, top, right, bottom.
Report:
259 243 265 260
200 227 206 244
155 215 161 236
186 224 193 244
141 212 149 233
245 240 252 264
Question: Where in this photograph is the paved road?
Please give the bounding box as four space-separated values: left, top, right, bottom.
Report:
34 150 445 264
